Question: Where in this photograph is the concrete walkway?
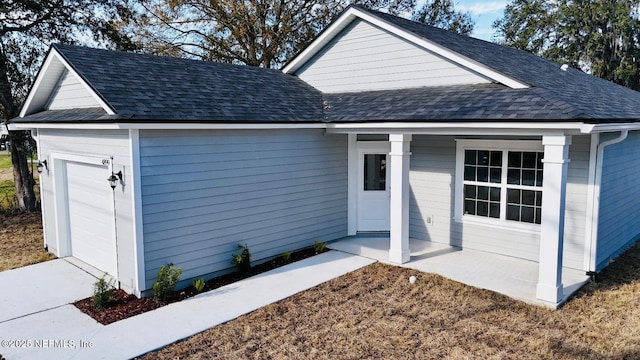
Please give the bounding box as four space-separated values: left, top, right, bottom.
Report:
0 251 375 360
329 236 589 308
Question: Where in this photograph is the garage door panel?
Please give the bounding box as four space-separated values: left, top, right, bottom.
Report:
68 207 113 225
65 161 117 276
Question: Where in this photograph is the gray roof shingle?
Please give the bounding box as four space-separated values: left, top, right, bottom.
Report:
13 7 640 125
47 43 325 122
323 84 582 122
353 6 640 123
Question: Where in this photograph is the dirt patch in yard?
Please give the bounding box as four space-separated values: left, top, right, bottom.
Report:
138 243 640 360
0 212 54 272
0 168 13 182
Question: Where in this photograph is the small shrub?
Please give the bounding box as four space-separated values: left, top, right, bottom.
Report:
231 244 251 274
153 264 182 302
282 251 292 263
313 241 327 254
193 278 206 292
93 275 115 309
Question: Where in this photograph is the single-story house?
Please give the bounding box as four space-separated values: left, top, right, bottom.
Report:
9 5 640 306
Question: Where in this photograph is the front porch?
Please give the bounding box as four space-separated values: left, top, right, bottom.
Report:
328 235 589 308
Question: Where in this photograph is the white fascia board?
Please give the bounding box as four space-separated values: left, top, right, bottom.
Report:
581 122 640 133
115 123 327 130
11 120 594 134
282 10 357 74
282 7 530 89
19 49 115 118
327 122 584 135
19 51 58 118
8 122 328 131
9 123 122 130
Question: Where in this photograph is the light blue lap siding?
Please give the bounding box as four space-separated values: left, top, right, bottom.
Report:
139 129 348 288
409 135 590 270
596 130 640 271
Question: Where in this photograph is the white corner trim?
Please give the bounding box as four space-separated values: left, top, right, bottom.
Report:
19 49 115 118
129 129 146 296
347 134 358 236
32 130 49 251
283 7 530 89
50 156 68 258
583 133 599 272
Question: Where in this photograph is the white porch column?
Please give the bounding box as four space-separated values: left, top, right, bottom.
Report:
389 134 412 264
536 135 571 304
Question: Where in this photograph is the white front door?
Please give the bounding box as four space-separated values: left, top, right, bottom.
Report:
357 142 391 231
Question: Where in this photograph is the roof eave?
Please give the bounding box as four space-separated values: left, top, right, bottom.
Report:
17 45 116 119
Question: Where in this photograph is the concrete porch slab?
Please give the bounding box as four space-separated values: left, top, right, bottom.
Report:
328 236 590 308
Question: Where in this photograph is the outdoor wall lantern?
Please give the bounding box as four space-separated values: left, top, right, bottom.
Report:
108 170 123 190
36 160 48 174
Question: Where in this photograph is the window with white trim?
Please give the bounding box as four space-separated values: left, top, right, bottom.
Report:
456 140 544 226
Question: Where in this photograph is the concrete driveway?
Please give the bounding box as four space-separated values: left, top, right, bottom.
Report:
0 251 375 359
0 259 96 323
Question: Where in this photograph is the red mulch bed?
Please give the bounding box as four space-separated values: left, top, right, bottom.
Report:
74 247 321 325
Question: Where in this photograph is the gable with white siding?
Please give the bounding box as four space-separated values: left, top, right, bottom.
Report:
295 19 491 93
47 69 100 110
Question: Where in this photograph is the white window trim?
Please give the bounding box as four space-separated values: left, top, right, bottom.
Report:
454 139 544 233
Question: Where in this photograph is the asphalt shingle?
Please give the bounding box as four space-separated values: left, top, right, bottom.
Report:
48 44 325 123
324 85 580 122
12 7 640 125
353 6 640 123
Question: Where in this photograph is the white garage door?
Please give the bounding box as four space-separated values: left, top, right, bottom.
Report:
66 161 117 276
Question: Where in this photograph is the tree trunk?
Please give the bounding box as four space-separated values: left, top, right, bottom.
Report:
9 130 37 212
0 50 37 212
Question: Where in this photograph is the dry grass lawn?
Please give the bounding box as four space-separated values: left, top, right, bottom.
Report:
0 213 54 272
141 242 640 360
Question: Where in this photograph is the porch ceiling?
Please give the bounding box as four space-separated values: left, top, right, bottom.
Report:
328 236 589 308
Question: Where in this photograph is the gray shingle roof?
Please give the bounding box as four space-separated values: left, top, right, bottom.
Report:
13 7 640 125
353 6 640 123
324 84 582 122
47 43 325 122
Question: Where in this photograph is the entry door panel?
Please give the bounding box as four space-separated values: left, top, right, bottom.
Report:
357 143 390 231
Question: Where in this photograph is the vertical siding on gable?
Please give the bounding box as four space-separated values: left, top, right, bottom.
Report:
296 19 491 93
139 129 348 288
596 130 640 270
409 135 589 270
47 70 100 110
37 129 138 291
